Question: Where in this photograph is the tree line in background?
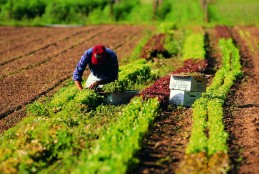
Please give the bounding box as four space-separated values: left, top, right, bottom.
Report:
0 0 258 26
0 0 206 25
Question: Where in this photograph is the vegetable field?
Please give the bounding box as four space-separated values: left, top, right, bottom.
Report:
0 24 259 174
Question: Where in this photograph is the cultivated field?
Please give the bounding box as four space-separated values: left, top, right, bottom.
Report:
0 25 258 173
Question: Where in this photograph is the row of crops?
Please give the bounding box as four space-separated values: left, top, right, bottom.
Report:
178 38 242 173
0 25 243 173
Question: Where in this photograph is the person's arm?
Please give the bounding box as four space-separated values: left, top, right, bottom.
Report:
73 51 90 90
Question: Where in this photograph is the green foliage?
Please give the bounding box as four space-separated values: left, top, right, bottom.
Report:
0 87 111 173
164 0 204 25
156 22 177 33
113 0 139 21
0 0 7 5
186 38 242 158
122 1 153 23
164 29 187 56
154 0 172 20
0 0 110 24
155 23 187 59
102 59 156 92
205 38 243 100
219 39 242 72
86 5 112 24
186 98 208 154
208 0 259 25
12 0 46 20
207 99 228 155
1 0 259 25
182 33 205 60
238 30 256 53
43 0 91 24
208 72 235 100
1 96 159 173
0 0 47 21
49 85 78 113
205 69 226 93
75 97 160 174
27 101 50 117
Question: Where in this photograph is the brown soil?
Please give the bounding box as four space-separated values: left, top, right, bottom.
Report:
0 27 88 65
130 107 192 174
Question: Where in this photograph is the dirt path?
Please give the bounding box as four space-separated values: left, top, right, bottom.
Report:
130 107 192 174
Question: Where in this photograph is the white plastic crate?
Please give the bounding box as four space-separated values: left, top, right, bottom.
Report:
169 89 202 106
169 74 208 92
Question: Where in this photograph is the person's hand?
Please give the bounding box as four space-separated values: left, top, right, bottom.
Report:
89 81 100 90
75 80 83 91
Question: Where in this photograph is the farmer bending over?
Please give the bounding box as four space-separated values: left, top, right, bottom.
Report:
73 45 118 90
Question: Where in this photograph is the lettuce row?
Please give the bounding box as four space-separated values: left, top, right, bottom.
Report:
182 33 205 60
186 38 242 155
74 97 160 174
102 59 156 92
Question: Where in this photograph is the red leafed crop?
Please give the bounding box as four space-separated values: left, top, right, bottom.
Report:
173 59 208 74
138 75 170 108
140 34 169 60
139 58 208 108
214 25 232 39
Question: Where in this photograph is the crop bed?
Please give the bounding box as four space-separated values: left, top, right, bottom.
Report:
0 25 258 173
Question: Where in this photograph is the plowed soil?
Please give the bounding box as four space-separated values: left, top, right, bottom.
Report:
0 25 258 174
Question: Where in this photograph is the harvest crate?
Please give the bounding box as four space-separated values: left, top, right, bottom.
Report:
169 74 208 92
169 89 202 106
